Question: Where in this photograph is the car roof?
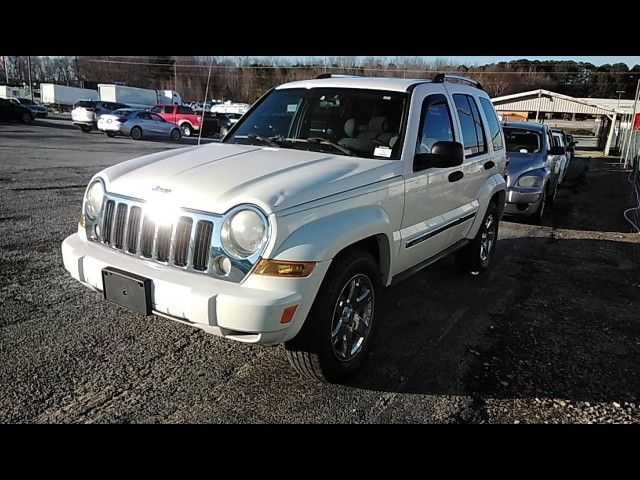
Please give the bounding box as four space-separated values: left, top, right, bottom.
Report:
502 121 547 132
277 75 434 93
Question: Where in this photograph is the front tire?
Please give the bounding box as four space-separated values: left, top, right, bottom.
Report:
130 126 142 140
106 131 116 138
285 249 382 383
20 112 34 123
456 202 499 275
531 187 547 224
181 123 193 137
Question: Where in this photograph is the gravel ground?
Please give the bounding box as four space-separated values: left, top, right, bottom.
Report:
1 117 639 423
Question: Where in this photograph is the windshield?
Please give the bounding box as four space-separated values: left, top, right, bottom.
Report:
19 98 36 105
503 127 542 154
225 87 408 159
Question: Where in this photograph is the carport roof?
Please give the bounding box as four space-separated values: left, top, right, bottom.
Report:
492 89 618 116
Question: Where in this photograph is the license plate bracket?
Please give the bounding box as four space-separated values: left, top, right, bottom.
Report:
102 267 152 315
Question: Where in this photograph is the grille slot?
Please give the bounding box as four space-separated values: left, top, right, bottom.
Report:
102 200 116 244
113 203 128 249
140 216 155 258
126 206 142 253
173 217 193 267
156 224 173 263
193 220 213 271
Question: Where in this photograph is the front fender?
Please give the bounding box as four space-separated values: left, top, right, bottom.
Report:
272 206 393 264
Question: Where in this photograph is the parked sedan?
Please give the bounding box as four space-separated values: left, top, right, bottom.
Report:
0 98 34 123
97 108 182 141
502 121 566 223
9 98 48 118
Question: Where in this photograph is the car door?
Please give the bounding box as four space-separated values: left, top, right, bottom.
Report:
396 87 467 275
446 88 497 240
135 111 156 135
150 113 169 136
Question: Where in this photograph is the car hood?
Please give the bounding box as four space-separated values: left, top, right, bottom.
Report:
98 143 398 215
506 151 546 174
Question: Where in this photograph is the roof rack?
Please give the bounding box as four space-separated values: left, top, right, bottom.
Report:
432 73 483 91
315 73 363 79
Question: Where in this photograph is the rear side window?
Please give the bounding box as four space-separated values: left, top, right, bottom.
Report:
453 94 487 157
163 106 174 114
479 97 504 151
177 106 192 114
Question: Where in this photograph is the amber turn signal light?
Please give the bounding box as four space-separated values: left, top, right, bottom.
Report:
280 305 298 324
253 259 316 277
79 214 85 228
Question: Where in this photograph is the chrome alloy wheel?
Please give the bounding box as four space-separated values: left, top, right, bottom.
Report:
330 274 375 362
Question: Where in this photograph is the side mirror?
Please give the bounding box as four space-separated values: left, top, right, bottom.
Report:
549 145 566 156
414 141 464 170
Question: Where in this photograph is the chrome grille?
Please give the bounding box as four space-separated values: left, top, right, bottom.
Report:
96 197 218 273
87 194 262 281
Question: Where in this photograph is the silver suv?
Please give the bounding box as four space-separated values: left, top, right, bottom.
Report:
62 73 508 382
71 100 129 133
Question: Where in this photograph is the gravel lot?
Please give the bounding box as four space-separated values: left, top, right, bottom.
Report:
1 117 639 423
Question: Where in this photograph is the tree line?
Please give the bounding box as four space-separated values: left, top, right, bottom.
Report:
2 56 639 102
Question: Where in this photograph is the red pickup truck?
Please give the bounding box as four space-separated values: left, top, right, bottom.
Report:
149 104 202 137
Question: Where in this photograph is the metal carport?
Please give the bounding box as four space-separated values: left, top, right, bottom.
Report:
492 89 620 155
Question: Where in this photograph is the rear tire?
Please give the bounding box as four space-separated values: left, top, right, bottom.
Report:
106 131 116 138
170 128 181 141
285 249 381 383
455 202 499 275
80 125 92 133
130 126 142 140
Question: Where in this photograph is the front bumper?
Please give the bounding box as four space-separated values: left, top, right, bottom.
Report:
503 187 543 215
61 233 328 345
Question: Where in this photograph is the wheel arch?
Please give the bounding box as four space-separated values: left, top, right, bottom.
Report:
271 206 395 285
466 173 507 239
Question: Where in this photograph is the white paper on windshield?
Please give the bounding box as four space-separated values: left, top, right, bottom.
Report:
374 146 392 158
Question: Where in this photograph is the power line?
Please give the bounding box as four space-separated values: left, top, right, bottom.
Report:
83 59 639 76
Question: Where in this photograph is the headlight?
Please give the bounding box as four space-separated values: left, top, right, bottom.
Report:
517 175 543 188
220 207 268 259
85 179 105 220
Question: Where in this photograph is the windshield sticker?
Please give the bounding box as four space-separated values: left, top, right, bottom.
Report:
374 146 392 158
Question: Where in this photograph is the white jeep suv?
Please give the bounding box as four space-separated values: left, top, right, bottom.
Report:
62 73 507 382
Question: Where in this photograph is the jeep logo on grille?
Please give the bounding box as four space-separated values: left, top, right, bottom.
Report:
151 186 172 193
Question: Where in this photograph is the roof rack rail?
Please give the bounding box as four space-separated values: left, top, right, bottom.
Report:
315 73 363 79
432 73 483 91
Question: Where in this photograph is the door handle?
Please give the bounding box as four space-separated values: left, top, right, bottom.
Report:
484 161 495 170
448 171 464 183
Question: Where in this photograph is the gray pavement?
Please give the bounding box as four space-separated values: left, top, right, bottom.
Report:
1 117 638 423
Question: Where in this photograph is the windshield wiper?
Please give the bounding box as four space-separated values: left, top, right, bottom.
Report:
307 137 354 156
246 133 280 148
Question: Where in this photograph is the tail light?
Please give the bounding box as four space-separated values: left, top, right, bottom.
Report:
115 117 127 123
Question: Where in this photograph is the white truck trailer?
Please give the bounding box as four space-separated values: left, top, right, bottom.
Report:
40 83 99 111
98 84 182 108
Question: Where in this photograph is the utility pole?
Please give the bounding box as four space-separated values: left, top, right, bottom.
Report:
26 56 34 101
75 56 81 87
174 58 177 92
616 90 625 110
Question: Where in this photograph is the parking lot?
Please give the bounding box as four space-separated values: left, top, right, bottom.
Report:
1 117 639 423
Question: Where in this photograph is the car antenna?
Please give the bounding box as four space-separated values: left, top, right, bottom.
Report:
198 57 214 146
